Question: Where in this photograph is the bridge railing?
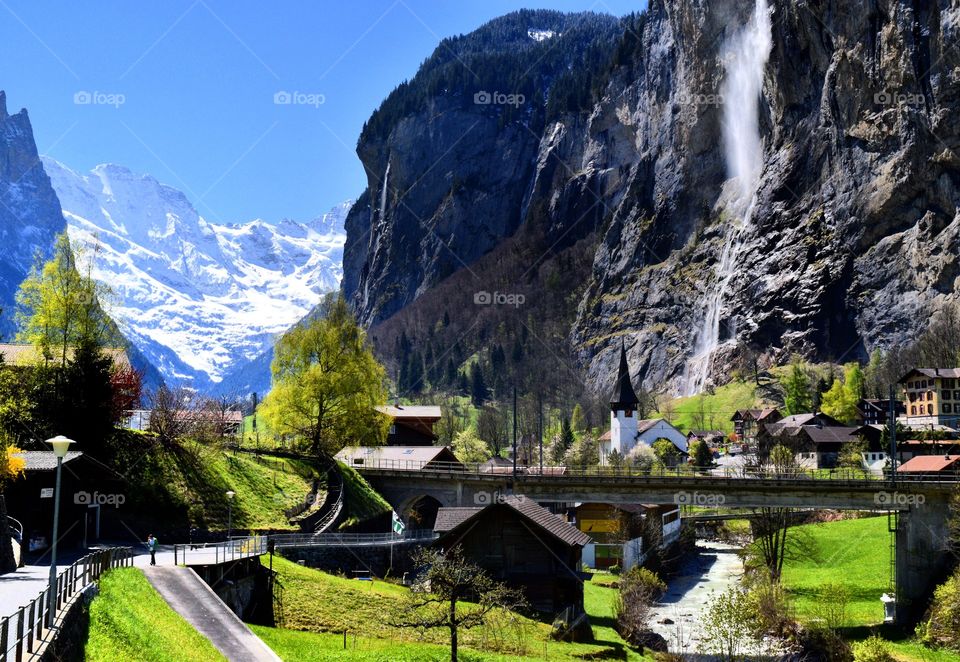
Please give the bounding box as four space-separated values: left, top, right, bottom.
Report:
269 530 438 548
347 458 960 486
173 535 267 566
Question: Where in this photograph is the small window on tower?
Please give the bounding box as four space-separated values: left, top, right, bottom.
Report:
625 409 633 418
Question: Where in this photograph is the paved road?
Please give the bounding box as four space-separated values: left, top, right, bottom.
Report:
145 566 279 662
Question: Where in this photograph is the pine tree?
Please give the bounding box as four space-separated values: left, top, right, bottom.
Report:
470 364 489 407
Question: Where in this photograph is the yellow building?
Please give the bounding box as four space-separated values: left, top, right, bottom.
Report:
899 368 960 428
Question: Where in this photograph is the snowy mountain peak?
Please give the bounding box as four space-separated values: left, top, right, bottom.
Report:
41 156 351 391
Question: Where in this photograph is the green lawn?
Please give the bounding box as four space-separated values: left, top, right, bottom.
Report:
779 516 960 660
263 555 655 660
105 431 317 533
85 568 225 662
780 516 891 626
656 379 761 434
337 460 392 527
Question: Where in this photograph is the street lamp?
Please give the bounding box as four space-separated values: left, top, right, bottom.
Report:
46 435 74 628
225 490 235 540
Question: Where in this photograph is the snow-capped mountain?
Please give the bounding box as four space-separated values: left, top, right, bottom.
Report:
42 157 349 392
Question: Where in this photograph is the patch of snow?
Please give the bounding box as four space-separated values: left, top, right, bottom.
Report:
527 28 558 42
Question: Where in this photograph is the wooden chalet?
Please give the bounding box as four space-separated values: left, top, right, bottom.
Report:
375 405 442 446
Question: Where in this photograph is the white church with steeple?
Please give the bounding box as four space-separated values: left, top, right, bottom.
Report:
599 342 688 465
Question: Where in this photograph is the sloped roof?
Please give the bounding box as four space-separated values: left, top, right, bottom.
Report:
376 405 442 420
435 495 591 547
16 450 83 471
434 507 483 532
0 344 131 368
637 418 669 434
897 455 960 472
335 446 462 467
799 426 861 445
611 342 639 407
900 368 960 382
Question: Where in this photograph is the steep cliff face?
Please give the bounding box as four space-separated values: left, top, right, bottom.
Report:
0 91 67 336
343 1 960 395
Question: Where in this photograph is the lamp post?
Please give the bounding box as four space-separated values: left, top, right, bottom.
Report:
46 435 74 628
225 490 235 541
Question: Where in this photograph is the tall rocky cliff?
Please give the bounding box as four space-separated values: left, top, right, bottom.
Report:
343 2 960 396
0 91 67 336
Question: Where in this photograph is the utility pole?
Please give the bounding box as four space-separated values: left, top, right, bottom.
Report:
538 392 543 474
512 387 518 478
888 384 898 487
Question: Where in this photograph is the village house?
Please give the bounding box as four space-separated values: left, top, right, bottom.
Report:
856 398 905 427
375 404 442 446
899 368 960 429
6 451 127 555
896 454 960 477
758 412 861 468
433 495 590 614
574 502 681 570
686 429 726 448
335 445 463 472
731 408 782 445
599 344 687 465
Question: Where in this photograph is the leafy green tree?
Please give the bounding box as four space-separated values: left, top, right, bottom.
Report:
691 439 713 471
559 415 575 451
570 404 586 433
15 233 118 367
451 429 490 464
821 363 867 424
563 433 599 467
781 358 813 415
652 439 680 467
260 294 389 457
698 586 760 660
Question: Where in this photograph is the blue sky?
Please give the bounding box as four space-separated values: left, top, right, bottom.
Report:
0 1 640 223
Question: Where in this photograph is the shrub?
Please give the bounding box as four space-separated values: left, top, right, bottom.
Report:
812 582 851 631
920 569 960 651
615 568 667 646
851 635 894 662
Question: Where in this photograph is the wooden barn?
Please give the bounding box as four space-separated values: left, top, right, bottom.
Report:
433 495 591 613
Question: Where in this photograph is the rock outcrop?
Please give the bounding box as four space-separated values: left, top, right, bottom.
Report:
343 2 960 395
0 91 67 336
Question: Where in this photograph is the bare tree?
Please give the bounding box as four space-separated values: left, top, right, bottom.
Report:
392 547 526 662
477 405 508 456
148 385 195 444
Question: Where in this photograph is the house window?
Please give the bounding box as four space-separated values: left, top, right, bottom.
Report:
945 391 954 401
944 404 953 414
927 391 935 402
954 390 960 401
928 404 934 415
911 406 917 415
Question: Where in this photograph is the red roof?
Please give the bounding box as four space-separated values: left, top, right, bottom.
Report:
897 455 960 473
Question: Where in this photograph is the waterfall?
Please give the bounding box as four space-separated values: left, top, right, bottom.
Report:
682 0 771 396
379 160 391 223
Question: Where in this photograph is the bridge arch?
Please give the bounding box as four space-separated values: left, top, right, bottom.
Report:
399 494 444 531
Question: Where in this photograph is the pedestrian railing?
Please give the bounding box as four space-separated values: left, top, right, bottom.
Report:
349 459 960 486
173 535 268 566
270 530 438 548
1 546 132 662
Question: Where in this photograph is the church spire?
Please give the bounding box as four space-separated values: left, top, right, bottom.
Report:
611 340 640 410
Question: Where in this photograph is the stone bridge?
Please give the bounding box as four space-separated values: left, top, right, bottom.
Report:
357 463 957 622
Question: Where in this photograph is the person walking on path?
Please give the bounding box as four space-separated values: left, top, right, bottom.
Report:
147 534 158 566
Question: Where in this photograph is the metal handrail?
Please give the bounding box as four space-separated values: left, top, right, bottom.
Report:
6 517 22 543
173 535 268 566
1 546 132 662
349 458 960 486
271 530 438 548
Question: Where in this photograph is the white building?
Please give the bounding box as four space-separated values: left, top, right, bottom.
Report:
599 343 688 464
